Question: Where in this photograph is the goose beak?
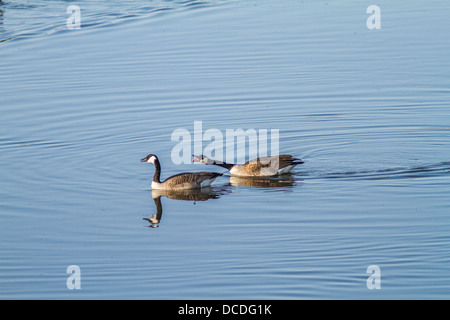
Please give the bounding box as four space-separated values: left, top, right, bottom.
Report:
140 157 147 162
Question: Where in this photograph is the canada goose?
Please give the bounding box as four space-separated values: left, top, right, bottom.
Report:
141 154 222 190
192 154 304 177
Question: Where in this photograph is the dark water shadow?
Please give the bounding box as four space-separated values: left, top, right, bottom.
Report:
0 0 226 43
308 161 450 181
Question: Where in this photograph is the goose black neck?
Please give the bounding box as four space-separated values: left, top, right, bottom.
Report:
153 158 162 183
213 161 234 170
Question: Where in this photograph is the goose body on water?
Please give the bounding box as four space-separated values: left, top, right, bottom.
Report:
141 154 222 190
192 154 304 177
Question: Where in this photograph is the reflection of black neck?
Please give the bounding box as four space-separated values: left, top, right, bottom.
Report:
143 196 163 228
153 159 161 183
213 161 234 170
153 196 162 222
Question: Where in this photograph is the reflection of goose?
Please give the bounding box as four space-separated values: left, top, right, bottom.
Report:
141 154 222 190
143 188 222 228
192 154 303 177
229 175 295 188
151 188 220 202
144 196 163 228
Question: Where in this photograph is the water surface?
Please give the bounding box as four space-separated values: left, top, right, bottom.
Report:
1 0 450 299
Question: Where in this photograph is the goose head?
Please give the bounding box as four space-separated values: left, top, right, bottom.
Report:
141 154 158 164
192 154 214 165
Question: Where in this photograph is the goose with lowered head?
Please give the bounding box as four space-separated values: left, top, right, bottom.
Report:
141 154 222 190
192 154 304 177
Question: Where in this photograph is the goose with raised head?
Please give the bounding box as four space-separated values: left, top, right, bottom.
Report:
141 154 222 190
192 154 304 177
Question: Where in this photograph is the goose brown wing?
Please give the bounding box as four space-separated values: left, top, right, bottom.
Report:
243 155 303 172
162 172 222 185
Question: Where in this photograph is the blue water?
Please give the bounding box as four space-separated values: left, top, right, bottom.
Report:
1 0 450 299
